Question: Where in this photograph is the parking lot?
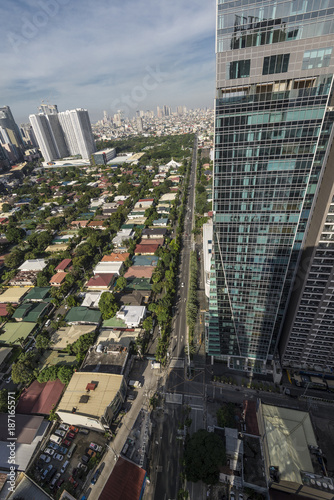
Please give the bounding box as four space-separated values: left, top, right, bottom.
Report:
30 424 107 497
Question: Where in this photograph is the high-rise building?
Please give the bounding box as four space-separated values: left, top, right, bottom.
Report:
0 106 24 152
20 123 38 148
29 114 61 163
208 0 334 374
30 106 96 161
66 108 96 159
38 103 58 115
136 116 144 133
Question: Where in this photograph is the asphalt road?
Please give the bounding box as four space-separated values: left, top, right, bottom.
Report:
152 136 198 500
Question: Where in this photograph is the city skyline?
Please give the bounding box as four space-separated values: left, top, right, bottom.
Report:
1 0 216 124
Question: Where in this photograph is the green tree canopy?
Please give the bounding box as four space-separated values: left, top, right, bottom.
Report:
217 403 237 428
184 429 226 485
35 333 51 350
98 292 118 320
11 358 34 386
5 226 25 243
115 276 127 291
0 389 8 412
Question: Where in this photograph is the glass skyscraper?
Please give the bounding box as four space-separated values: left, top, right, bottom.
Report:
208 0 334 373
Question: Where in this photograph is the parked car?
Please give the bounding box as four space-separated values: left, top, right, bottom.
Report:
86 448 96 459
41 464 53 479
91 468 101 485
54 453 64 462
48 442 59 451
69 425 79 433
69 476 78 489
50 434 62 445
81 455 90 464
67 431 75 439
56 478 64 490
60 460 70 474
50 472 61 489
62 439 71 447
58 446 68 455
46 467 57 483
55 429 66 437
39 454 51 463
58 424 69 432
77 462 87 472
44 448 55 456
89 443 102 453
79 428 89 435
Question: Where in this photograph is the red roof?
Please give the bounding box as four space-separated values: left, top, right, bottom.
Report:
50 272 67 285
86 273 115 288
124 266 154 279
138 198 154 202
101 253 130 263
134 243 159 255
16 379 65 415
0 303 16 316
139 238 164 246
55 258 72 271
99 457 146 500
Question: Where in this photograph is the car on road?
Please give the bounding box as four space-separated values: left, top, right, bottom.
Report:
44 448 55 456
55 429 66 437
5 376 12 384
89 443 102 452
91 468 101 484
181 282 184 287
54 453 64 461
40 454 51 463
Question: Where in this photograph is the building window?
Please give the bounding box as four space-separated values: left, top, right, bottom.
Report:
302 47 332 70
263 54 290 75
227 60 251 79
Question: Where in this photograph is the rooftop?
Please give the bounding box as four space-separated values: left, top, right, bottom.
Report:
16 379 65 415
0 322 36 345
65 307 101 325
57 372 124 418
0 287 31 303
51 324 97 350
18 259 47 272
99 456 147 500
259 403 317 484
23 287 51 302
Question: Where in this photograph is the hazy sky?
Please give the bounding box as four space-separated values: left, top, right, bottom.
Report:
1 0 216 124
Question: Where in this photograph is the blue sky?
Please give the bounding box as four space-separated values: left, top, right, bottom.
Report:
1 0 216 124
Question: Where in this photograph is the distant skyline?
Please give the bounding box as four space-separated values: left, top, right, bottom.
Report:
1 0 216 124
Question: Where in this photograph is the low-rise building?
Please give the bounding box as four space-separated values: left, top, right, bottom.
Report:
93 261 123 276
85 273 115 290
18 259 47 272
49 272 67 287
51 324 97 350
64 307 101 325
56 372 127 431
115 305 146 328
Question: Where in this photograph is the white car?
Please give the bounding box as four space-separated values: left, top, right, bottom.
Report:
181 283 184 287
89 442 102 452
44 448 55 456
5 376 12 384
58 424 69 432
55 429 66 437
54 453 64 461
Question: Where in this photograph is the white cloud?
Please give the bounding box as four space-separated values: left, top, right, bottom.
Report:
1 0 216 122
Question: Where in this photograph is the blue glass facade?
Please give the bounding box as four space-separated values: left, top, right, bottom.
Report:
209 0 334 371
